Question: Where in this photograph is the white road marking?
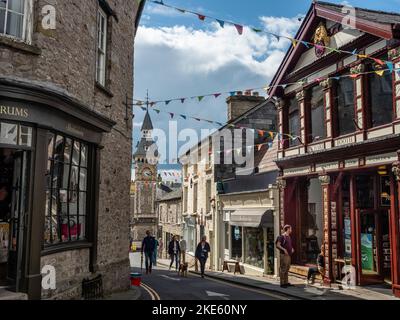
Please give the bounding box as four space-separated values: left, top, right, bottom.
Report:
206 290 230 300
160 275 181 281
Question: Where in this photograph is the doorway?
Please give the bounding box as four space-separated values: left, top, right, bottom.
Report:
0 148 30 290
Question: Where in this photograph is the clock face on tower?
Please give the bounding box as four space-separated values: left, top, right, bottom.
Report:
141 167 153 180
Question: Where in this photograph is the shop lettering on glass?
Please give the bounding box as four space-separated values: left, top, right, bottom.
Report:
0 106 29 118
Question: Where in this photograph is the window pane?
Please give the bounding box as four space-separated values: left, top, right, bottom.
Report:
6 11 23 38
79 192 86 217
47 133 55 160
72 141 80 166
8 0 24 13
81 144 88 167
0 122 18 145
64 138 72 163
77 216 86 240
288 97 300 147
79 168 87 191
369 72 393 127
337 77 355 136
310 86 326 141
0 9 5 34
54 135 64 163
0 1 6 9
62 162 71 189
19 125 32 146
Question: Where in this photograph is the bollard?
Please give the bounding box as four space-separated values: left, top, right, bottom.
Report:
130 273 141 288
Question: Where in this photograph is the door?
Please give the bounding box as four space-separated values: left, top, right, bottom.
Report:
7 150 30 290
355 209 390 285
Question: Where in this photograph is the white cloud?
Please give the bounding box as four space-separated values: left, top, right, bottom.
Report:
134 16 300 163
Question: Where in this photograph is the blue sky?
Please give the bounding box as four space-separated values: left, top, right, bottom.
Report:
133 0 400 177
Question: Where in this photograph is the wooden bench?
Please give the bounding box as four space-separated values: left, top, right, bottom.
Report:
222 260 242 275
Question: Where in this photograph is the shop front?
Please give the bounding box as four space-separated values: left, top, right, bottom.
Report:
279 151 400 297
223 208 276 275
0 79 114 298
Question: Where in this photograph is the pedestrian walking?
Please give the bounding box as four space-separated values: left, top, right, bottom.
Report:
276 225 295 288
306 245 325 285
195 235 211 278
180 238 187 264
168 235 181 271
141 230 156 274
153 237 159 266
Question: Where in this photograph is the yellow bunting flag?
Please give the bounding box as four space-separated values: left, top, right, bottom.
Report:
357 54 368 59
375 70 385 77
291 39 298 48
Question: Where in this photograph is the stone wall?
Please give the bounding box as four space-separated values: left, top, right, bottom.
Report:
0 0 143 298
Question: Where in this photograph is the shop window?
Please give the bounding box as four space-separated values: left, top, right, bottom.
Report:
356 175 374 209
301 178 323 263
336 77 355 136
310 86 326 142
44 133 90 246
288 97 300 147
0 0 33 43
0 122 32 147
231 226 242 260
243 227 264 269
367 61 393 127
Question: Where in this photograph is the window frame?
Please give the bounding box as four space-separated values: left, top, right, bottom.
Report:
96 7 108 87
334 74 356 137
0 0 33 43
287 96 300 148
308 85 326 142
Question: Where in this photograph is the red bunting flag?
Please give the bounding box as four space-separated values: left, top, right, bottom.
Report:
258 130 265 137
198 14 206 21
257 144 263 151
234 24 243 35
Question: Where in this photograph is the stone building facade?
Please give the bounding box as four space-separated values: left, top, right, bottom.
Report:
156 189 183 259
0 0 145 299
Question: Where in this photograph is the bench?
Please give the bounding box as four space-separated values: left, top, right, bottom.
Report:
222 260 242 275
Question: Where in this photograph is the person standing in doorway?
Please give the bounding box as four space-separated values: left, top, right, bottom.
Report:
141 230 156 274
276 225 295 288
168 235 180 271
180 238 187 264
195 235 211 278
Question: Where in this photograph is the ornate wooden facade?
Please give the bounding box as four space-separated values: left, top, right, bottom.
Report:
271 2 400 297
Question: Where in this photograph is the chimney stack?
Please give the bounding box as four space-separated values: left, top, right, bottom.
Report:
226 92 265 122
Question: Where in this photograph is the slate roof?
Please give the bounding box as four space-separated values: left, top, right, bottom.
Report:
133 138 158 158
141 110 153 131
157 188 182 202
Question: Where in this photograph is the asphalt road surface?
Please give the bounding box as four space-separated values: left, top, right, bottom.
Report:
129 253 292 301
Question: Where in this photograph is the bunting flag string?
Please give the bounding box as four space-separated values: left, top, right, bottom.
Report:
132 66 400 107
133 104 300 144
147 0 396 79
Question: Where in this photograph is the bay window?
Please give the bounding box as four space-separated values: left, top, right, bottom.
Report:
288 97 300 147
310 85 326 142
44 132 91 246
0 0 32 43
367 60 393 128
336 77 355 136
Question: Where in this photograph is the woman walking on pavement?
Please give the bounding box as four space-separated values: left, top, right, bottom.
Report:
168 235 181 271
195 235 211 278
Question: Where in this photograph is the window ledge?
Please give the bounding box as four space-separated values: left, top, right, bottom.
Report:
41 241 93 256
95 82 114 98
0 36 41 55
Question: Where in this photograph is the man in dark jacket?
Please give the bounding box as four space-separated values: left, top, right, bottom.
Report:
168 235 181 271
195 236 211 278
141 230 156 274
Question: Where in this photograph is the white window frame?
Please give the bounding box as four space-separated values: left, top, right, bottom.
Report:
96 8 108 86
0 0 33 43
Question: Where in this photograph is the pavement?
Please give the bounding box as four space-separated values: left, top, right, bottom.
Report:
104 252 399 300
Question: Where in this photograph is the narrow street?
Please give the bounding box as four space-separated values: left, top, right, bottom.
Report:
129 253 292 301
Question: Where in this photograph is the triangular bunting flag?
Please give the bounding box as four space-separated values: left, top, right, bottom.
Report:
150 102 155 107
198 14 206 21
386 61 394 73
216 19 225 28
351 49 358 55
350 74 358 79
216 122 224 126
198 96 205 102
252 28 262 33
234 24 243 35
180 98 185 103
214 93 222 98
263 86 270 93
169 113 174 119
375 70 385 77
176 8 186 13
373 58 385 66
272 34 280 42
291 39 298 48
154 109 160 114
301 41 310 48
180 115 187 120
165 100 171 105
257 144 262 151
194 118 201 121
358 54 368 59
268 142 273 148
269 131 274 139
140 107 146 111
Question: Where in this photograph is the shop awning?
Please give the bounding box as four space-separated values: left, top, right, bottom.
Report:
228 208 273 228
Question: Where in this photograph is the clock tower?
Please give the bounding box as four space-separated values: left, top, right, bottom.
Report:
131 109 159 240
